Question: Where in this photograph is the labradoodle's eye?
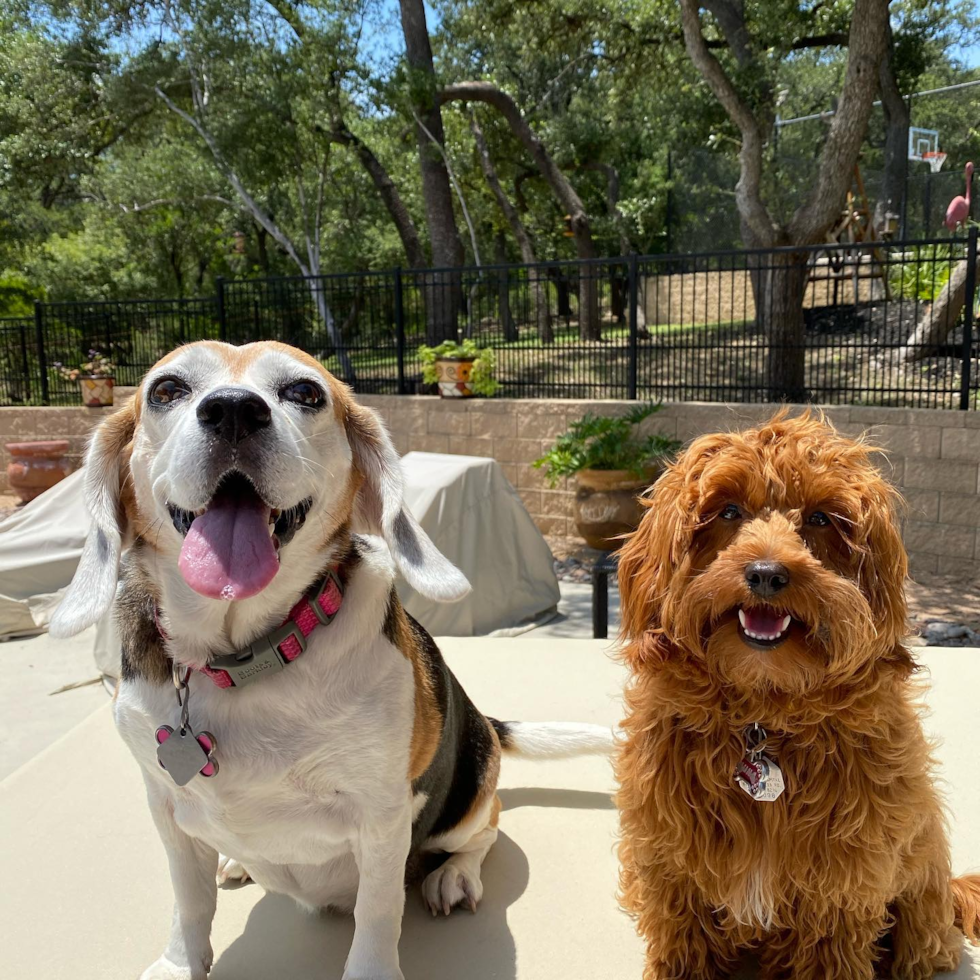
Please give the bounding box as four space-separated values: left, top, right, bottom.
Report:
720 503 742 521
149 377 191 406
807 511 830 527
280 381 324 409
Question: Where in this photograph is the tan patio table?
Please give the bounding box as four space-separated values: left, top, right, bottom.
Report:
2 639 978 979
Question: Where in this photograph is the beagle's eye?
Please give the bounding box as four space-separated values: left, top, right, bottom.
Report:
719 503 742 521
279 381 325 409
149 377 191 406
807 511 831 527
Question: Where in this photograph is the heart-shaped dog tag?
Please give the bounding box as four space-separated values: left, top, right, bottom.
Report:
156 726 218 786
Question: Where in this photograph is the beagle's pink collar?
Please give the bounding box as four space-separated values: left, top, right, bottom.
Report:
157 568 345 690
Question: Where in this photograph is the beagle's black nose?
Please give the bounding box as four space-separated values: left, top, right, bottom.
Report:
197 387 271 445
744 560 790 598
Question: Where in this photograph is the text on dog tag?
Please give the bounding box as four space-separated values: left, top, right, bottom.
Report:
735 753 785 802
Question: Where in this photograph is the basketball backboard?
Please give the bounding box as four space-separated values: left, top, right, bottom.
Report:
908 127 940 162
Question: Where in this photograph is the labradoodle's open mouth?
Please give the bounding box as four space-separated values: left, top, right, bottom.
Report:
167 472 312 601
737 606 793 649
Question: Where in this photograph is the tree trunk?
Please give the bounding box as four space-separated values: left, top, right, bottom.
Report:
494 232 518 342
309 278 354 380
441 81 599 339
255 224 270 274
610 266 625 323
680 0 887 398
901 252 980 361
878 23 909 225
400 0 463 342
550 267 573 317
469 112 552 341
750 249 810 401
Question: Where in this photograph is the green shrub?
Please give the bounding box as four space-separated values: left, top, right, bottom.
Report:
889 244 954 302
534 403 680 488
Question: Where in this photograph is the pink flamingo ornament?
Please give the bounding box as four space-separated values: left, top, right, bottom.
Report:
945 161 974 231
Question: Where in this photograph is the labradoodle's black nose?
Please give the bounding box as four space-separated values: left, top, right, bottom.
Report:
744 560 790 597
197 387 272 445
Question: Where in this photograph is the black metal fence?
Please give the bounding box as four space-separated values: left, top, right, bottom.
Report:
2 230 977 409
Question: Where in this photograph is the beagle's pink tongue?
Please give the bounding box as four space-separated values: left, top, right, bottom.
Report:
178 494 278 600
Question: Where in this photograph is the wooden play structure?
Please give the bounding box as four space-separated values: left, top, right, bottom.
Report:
808 163 891 305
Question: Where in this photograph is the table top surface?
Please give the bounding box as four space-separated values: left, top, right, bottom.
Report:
2 637 978 980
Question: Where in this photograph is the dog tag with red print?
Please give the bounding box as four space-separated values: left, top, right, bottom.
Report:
735 752 784 802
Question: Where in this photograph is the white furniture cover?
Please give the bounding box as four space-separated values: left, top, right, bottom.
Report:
397 452 558 637
0 452 558 655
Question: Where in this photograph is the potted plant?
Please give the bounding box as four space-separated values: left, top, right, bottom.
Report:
534 403 680 550
418 339 499 398
5 440 74 504
55 350 115 407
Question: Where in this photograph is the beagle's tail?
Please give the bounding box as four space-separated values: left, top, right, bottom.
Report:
488 719 615 759
953 874 980 943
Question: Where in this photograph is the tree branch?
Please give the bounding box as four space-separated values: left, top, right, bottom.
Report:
264 0 305 39
788 0 888 241
702 0 755 67
469 111 536 265
411 109 481 267
328 123 426 268
440 81 592 251
678 0 775 244
154 85 308 274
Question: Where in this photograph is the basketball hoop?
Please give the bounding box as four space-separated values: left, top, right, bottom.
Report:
923 150 947 174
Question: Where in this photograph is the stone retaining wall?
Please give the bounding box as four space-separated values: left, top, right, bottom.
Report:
3 395 978 578
0 391 137 498
360 396 980 581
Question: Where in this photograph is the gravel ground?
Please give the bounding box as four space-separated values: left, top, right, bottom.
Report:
0 493 22 522
547 535 980 648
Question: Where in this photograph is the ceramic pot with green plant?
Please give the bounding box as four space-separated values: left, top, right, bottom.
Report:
418 339 499 398
55 350 116 407
534 403 680 550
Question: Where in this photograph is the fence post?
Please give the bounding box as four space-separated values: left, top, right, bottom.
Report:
627 252 639 400
19 320 31 402
394 267 406 395
33 301 49 406
216 276 227 342
960 226 978 410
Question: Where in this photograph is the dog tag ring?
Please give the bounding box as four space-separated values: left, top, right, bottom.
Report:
155 666 218 786
734 724 784 802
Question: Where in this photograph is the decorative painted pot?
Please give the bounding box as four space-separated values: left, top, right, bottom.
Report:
434 357 476 398
79 375 114 407
5 440 74 504
573 466 661 551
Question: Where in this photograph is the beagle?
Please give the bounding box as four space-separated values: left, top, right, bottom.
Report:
51 341 611 980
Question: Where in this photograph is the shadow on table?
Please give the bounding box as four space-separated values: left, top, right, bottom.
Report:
499 786 615 811
211 830 528 980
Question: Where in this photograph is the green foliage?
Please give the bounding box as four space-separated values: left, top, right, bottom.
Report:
418 339 499 396
0 0 977 308
889 244 954 300
533 403 680 487
0 270 42 315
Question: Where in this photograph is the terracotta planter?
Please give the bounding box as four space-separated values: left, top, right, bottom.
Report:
434 357 476 398
79 375 114 407
573 466 661 551
5 440 74 504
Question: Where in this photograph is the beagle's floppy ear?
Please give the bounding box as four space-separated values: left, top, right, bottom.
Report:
345 402 470 602
49 401 138 638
